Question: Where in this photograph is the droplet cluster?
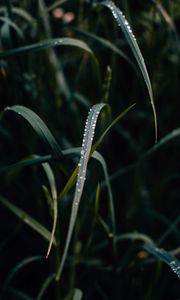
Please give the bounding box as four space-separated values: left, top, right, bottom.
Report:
170 261 180 278
103 1 136 42
74 104 104 206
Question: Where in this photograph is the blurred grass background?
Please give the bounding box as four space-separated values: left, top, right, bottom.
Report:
0 0 180 299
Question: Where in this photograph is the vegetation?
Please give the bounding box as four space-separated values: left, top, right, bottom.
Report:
0 0 180 299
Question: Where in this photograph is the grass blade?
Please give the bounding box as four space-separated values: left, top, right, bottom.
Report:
37 274 55 300
57 104 135 201
100 1 157 142
0 196 56 245
143 244 180 279
3 256 43 290
56 103 106 280
2 105 63 159
0 16 24 40
0 37 93 59
73 289 83 300
41 162 58 258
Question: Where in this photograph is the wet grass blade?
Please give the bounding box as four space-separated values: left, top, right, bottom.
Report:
143 244 180 279
2 105 63 159
56 103 106 280
0 37 93 59
0 196 56 245
57 104 135 201
100 1 157 142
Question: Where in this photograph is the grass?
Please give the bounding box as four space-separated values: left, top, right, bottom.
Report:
0 0 180 299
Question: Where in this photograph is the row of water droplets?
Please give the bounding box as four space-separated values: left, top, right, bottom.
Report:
170 260 180 278
154 247 180 279
74 105 102 206
103 1 136 42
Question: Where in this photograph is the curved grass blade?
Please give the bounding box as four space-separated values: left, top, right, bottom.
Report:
2 105 63 159
57 104 135 202
56 103 106 280
100 1 157 142
0 196 56 245
74 28 137 71
0 7 36 25
3 256 43 290
73 289 83 300
0 16 24 40
6 288 33 300
41 162 58 258
0 37 93 59
47 0 71 13
92 231 154 252
37 274 55 300
143 244 180 279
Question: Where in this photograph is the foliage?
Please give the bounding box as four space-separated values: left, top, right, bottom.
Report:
0 0 180 299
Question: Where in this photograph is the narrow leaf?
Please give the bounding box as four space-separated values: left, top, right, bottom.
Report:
73 289 83 300
56 103 106 280
0 37 93 59
3 256 43 290
37 274 55 300
143 244 180 279
41 162 58 257
0 196 56 245
101 1 157 142
3 105 62 159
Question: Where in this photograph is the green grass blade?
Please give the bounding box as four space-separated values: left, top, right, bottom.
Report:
101 1 157 142
0 7 36 25
57 104 135 202
73 289 83 300
3 105 63 159
0 37 93 59
75 28 137 70
37 274 55 300
3 256 43 290
46 0 71 12
0 16 24 40
56 103 106 280
6 288 33 300
143 244 180 279
41 162 58 258
0 196 56 245
92 103 136 152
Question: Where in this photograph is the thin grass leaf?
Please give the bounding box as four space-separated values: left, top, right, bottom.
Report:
100 1 157 142
57 104 135 202
143 244 180 279
3 256 43 290
92 231 154 252
92 103 135 152
74 28 137 70
41 162 58 258
0 155 52 173
2 105 63 159
0 16 24 40
73 289 83 300
6 288 34 300
37 274 55 300
92 151 117 256
0 196 56 245
56 103 106 280
0 37 93 59
47 0 71 12
0 7 36 25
